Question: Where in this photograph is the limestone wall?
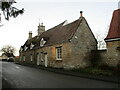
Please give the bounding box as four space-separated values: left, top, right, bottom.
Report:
70 18 97 69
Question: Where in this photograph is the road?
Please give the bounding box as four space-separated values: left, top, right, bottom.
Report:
1 61 119 88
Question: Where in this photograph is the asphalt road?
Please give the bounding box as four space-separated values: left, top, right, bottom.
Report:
1 61 119 88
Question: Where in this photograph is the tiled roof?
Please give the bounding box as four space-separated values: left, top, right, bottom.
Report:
39 18 82 46
105 9 120 40
22 20 66 49
22 17 85 50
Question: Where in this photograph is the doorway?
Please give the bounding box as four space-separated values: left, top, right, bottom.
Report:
44 53 48 67
37 53 40 65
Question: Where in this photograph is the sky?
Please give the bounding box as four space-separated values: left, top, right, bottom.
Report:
0 0 119 56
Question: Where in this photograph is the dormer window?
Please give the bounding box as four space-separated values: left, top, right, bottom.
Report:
20 47 23 52
40 38 46 47
30 43 34 49
24 46 28 51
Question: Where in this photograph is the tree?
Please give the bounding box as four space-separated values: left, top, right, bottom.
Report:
0 0 24 20
0 45 16 57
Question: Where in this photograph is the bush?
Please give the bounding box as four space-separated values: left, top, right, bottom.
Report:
72 67 115 76
89 68 112 76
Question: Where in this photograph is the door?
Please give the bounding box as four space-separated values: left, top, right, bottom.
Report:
37 53 40 65
44 53 48 67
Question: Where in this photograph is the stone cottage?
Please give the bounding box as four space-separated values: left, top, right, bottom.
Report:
104 9 120 67
93 9 120 68
19 12 97 69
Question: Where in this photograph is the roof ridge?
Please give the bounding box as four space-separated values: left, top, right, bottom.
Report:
46 20 66 31
67 17 84 40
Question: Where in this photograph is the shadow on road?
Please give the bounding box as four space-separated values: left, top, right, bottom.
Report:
2 78 13 89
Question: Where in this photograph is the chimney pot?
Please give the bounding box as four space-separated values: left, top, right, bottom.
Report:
41 23 43 26
80 11 83 17
29 31 32 39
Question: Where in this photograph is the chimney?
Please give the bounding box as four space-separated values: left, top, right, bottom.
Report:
28 31 32 39
38 23 45 36
80 11 83 17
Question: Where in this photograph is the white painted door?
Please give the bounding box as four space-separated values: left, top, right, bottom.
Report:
37 54 40 65
45 54 48 67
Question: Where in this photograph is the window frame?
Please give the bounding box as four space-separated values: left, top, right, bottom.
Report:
24 46 28 51
23 55 25 61
30 43 34 49
30 54 33 61
40 38 46 47
56 46 62 60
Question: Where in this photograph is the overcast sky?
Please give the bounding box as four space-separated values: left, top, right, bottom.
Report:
0 0 119 56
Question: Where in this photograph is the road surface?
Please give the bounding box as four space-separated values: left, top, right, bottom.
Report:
1 61 119 88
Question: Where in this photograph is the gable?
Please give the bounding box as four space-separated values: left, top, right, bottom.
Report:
71 17 97 44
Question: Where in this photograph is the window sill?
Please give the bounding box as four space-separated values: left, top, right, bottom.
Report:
56 59 62 61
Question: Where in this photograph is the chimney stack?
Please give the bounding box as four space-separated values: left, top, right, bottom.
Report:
29 31 32 39
80 11 83 17
38 23 45 36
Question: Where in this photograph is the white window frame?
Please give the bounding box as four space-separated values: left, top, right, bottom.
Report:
40 52 44 62
23 55 25 61
30 54 33 61
40 38 46 47
30 43 34 49
20 47 23 52
56 47 62 60
24 46 28 51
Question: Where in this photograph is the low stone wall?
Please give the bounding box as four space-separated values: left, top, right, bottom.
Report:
91 49 119 68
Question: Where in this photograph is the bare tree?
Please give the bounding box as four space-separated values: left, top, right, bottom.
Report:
0 45 16 57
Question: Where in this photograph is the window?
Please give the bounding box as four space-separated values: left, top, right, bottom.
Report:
56 47 62 60
23 55 25 61
40 52 44 62
30 43 34 49
30 54 33 61
37 53 40 65
20 47 23 52
20 56 22 61
40 38 46 47
24 46 28 51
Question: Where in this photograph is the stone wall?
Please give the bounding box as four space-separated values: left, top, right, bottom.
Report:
19 50 36 65
70 18 97 69
35 42 72 69
104 41 119 67
89 40 120 68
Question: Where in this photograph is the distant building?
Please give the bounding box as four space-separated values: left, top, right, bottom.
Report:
0 54 8 60
19 11 97 69
104 9 120 67
93 9 120 67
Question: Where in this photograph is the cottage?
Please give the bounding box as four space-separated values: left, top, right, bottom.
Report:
92 9 120 67
19 12 97 69
104 9 120 67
